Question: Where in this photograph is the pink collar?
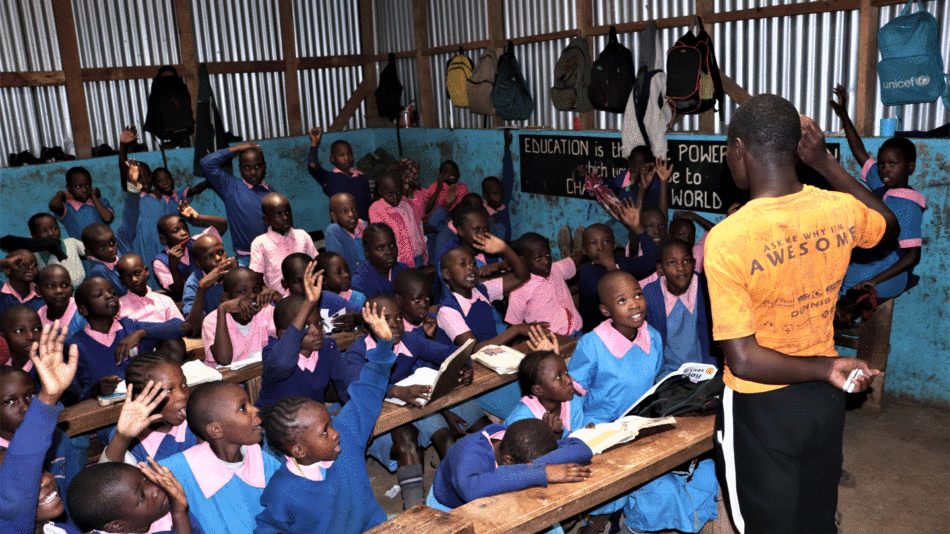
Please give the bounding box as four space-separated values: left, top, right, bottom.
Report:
883 187 926 209
1 282 39 303
661 274 698 315
520 396 572 432
265 226 297 241
452 287 491 317
244 179 269 190
343 219 366 239
298 352 319 372
593 319 651 358
620 170 632 190
338 289 352 301
183 442 267 498
402 318 418 332
0 436 8 448
447 220 457 234
3 358 33 373
284 455 334 481
332 167 362 177
65 198 94 211
89 255 118 270
83 318 124 347
483 202 505 216
39 298 78 327
138 422 189 460
106 511 174 534
364 335 412 359
481 429 506 468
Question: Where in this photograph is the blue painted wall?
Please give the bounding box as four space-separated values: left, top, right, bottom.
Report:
1 127 946 407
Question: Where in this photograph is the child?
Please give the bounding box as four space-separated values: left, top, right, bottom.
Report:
393 267 453 346
422 160 468 216
0 322 80 534
201 267 278 367
2 305 45 381
831 84 924 303
68 458 200 534
117 254 189 360
481 129 516 242
0 249 43 312
200 142 275 266
250 193 318 295
181 234 238 316
102 353 198 464
323 192 367 272
69 277 186 399
160 381 282 534
569 270 718 534
670 211 716 272
0 448 79 534
609 146 666 210
429 418 593 510
254 303 396 534
316 251 365 312
434 203 504 300
369 171 428 267
36 265 87 337
280 253 357 334
307 127 372 220
506 232 583 337
259 286 347 409
643 238 719 376
82 223 128 297
48 166 114 240
351 223 410 298
29 212 86 287
153 207 228 297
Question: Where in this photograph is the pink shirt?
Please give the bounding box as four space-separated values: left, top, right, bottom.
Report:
2 358 32 373
436 277 503 341
38 298 79 327
182 442 267 498
201 305 275 367
119 288 185 323
284 455 334 481
660 273 698 316
83 318 124 347
250 227 318 295
505 258 580 336
423 182 468 214
344 219 366 239
368 198 427 266
139 421 189 459
88 256 118 270
0 281 39 304
593 319 652 359
364 334 413 359
152 226 220 289
693 233 707 273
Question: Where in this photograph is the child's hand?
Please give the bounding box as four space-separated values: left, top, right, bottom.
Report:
542 411 564 434
588 246 615 270
198 258 237 289
638 164 656 190
672 210 694 220
441 184 458 209
441 410 469 437
471 232 505 255
256 288 282 309
309 127 323 146
178 200 198 220
798 115 830 168
94 375 122 397
654 157 672 183
0 254 30 273
119 125 138 145
526 324 559 354
389 385 430 408
31 321 79 406
303 262 323 304
139 457 189 514
422 314 438 339
331 311 360 332
93 187 102 199
851 279 877 292
545 463 592 484
456 364 474 387
515 322 550 340
829 84 848 117
362 301 392 341
55 190 70 202
236 142 262 153
612 198 642 233
126 159 141 185
477 261 505 278
117 381 168 439
115 330 147 364
168 243 186 262
220 297 256 322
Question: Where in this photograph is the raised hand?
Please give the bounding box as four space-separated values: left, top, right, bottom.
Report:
93 187 102 199
613 197 643 232
798 115 830 168
31 321 79 406
471 232 506 255
545 463 592 484
116 382 168 439
199 258 237 289
303 261 323 304
139 457 189 514
309 127 323 146
442 184 458 208
119 125 138 145
178 200 198 220
255 288 283 309
126 159 141 185
829 84 848 117
526 324 559 354
362 301 392 341
654 157 673 183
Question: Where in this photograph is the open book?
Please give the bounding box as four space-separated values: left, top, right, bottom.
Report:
385 338 476 406
472 345 526 374
568 415 676 455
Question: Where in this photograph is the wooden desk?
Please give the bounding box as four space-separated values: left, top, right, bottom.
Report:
450 415 714 534
365 505 474 534
372 335 578 437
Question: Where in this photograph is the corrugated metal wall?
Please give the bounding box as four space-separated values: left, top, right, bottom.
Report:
373 0 420 113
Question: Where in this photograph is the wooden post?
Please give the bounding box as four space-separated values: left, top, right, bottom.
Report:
855 0 879 136
173 0 200 119
358 0 380 123
486 0 505 127
413 0 436 127
696 0 715 134
51 0 92 159
576 0 595 130
278 0 302 135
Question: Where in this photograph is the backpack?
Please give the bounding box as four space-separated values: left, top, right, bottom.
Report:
666 17 724 118
627 366 724 418
446 49 474 108
588 26 635 113
491 41 535 121
551 36 593 112
143 66 194 142
375 53 404 122
468 47 501 116
877 0 949 107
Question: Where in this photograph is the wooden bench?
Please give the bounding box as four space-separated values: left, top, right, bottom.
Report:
364 505 474 534
833 298 894 416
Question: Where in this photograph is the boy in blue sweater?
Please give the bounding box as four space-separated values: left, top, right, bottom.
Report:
351 223 410 298
308 127 372 221
254 302 397 534
48 166 114 240
0 249 44 313
82 223 128 297
323 192 367 272
181 234 238 317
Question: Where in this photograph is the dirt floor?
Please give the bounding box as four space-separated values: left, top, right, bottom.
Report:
367 398 949 533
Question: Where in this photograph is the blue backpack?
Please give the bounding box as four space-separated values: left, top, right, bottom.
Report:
877 0 949 107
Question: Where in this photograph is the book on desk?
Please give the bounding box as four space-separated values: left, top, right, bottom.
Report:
385 338 476 406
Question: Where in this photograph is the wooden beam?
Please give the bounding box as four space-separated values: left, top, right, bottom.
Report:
51 0 91 159
298 55 366 70
327 77 372 132
576 0 595 130
357 0 379 119
697 0 715 134
364 50 418 62
705 0 861 24
720 73 752 105
173 0 200 119
204 60 287 75
854 0 879 136
0 71 65 87
413 0 436 127
425 40 492 58
486 0 504 127
278 0 302 135
81 65 184 82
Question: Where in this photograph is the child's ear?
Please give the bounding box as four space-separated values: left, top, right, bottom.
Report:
498 453 517 466
105 519 129 533
281 278 289 291
76 303 89 318
530 383 544 398
205 421 224 441
599 304 610 318
908 161 916 175
440 267 450 282
655 262 664 278
329 211 338 224
289 442 306 460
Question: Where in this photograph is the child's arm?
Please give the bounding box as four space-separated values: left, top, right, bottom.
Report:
140 457 193 534
472 233 528 296
185 179 211 198
48 190 67 217
673 211 716 231
852 247 921 292
118 126 137 191
306 127 333 193
501 129 514 207
209 299 256 366
851 199 922 291
262 263 322 384
114 319 187 364
179 201 228 235
183 258 236 328
829 84 870 167
102 381 168 463
200 143 259 189
534 436 595 466
654 157 672 219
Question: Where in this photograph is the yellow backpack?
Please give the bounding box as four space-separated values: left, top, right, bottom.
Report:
446 50 473 108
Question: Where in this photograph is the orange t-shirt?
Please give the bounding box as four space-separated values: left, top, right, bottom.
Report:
705 185 886 393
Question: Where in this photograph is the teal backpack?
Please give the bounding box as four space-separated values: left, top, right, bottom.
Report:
877 0 949 108
491 41 535 121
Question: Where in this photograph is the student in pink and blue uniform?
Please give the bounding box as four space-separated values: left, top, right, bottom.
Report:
200 142 275 267
257 262 346 408
118 254 188 360
82 223 129 297
435 204 504 294
280 253 359 333
250 193 317 296
481 129 517 242
369 171 428 267
506 233 584 338
152 209 229 298
569 270 717 534
0 249 44 313
101 354 198 465
832 85 924 303
393 268 454 346
160 380 281 534
670 211 717 273
253 304 397 534
315 251 365 312
307 127 372 219
181 234 237 317
48 166 114 240
323 192 367 274
36 265 87 337
351 223 410 298
422 160 469 217
28 212 86 289
201 267 280 368
643 237 720 377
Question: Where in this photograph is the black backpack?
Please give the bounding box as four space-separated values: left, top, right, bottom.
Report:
627 369 724 418
588 26 635 113
666 17 724 117
375 53 403 122
143 66 194 143
491 41 534 121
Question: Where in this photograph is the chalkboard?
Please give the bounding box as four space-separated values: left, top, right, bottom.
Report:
519 133 838 215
